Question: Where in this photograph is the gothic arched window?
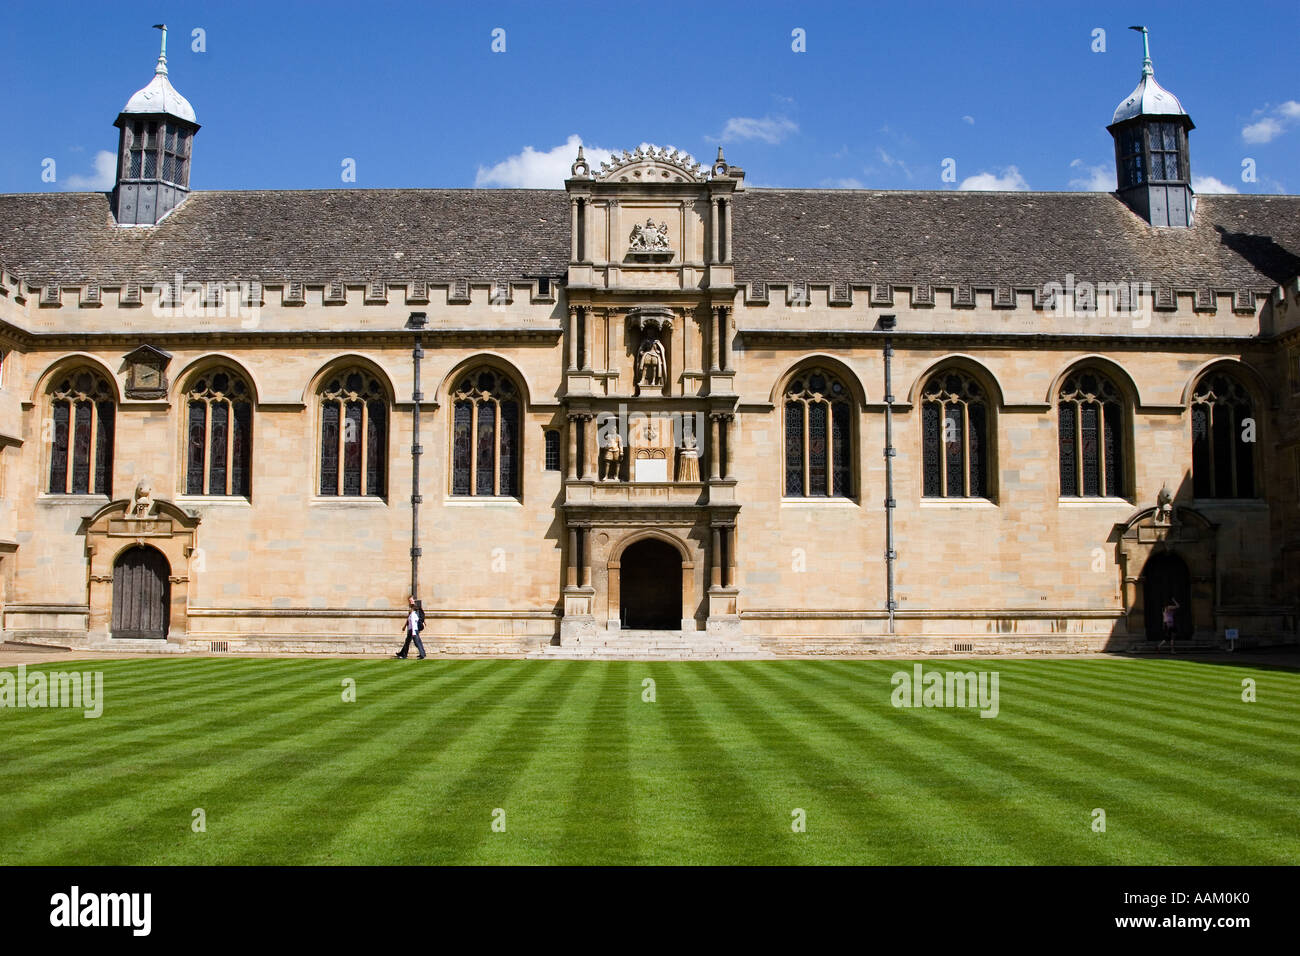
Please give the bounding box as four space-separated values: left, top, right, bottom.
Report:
185 368 252 496
451 369 520 498
921 371 989 498
319 369 388 497
1192 372 1255 498
783 369 852 498
48 369 115 496
1058 369 1126 498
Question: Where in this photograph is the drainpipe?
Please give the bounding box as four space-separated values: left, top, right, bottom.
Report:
880 314 897 634
406 312 428 600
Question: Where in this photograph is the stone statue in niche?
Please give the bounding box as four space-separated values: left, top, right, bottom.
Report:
629 217 670 252
130 479 157 519
1154 483 1175 526
637 331 667 389
600 432 623 481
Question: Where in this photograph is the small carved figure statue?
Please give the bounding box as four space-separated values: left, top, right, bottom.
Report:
131 479 156 518
600 433 623 481
1155 483 1175 526
637 334 667 388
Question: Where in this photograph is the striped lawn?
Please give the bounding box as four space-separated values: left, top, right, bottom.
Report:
0 657 1296 865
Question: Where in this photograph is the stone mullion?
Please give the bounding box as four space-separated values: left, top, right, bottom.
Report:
468 398 479 498
803 401 811 495
962 400 971 498
492 397 501 497
86 401 100 496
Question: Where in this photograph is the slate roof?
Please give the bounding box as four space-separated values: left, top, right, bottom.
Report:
734 190 1300 292
0 187 1298 292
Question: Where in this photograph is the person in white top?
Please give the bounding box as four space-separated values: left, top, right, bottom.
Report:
394 595 426 659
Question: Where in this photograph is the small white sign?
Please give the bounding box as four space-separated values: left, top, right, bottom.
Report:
635 459 668 482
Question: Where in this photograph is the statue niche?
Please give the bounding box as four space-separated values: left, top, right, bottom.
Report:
629 307 673 396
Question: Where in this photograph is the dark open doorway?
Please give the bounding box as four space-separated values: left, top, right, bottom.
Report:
620 538 682 630
1142 551 1192 641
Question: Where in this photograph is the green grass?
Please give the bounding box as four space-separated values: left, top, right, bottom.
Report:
0 657 1296 864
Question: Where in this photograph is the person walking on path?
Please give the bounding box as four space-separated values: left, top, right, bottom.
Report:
394 596 426 659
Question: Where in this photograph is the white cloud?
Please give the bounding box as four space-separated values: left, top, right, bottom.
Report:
474 135 614 188
961 115 975 125
1068 158 1113 191
958 165 1030 191
1241 100 1300 143
718 115 798 145
1192 175 1239 194
64 149 116 190
875 147 914 180
818 177 864 189
1242 117 1283 144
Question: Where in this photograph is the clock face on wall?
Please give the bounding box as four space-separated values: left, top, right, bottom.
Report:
135 364 160 388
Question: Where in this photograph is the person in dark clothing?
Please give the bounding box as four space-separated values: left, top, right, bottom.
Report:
394 596 426 659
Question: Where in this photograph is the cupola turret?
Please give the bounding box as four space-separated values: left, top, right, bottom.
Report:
111 24 200 226
1107 26 1194 227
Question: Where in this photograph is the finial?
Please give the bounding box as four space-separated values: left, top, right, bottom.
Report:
152 23 169 76
716 146 725 162
576 145 585 159
1128 25 1152 76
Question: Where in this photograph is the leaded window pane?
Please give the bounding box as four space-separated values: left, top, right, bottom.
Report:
476 402 497 496
452 401 472 495
343 401 364 496
209 401 229 495
187 400 207 495
49 400 69 493
968 402 986 498
1059 403 1077 497
320 401 339 495
544 430 560 471
808 401 828 496
1212 404 1233 499
1080 403 1100 496
232 401 251 497
784 401 804 496
922 402 942 496
831 401 850 497
71 400 92 494
366 400 386 498
94 401 114 498
499 400 518 497
944 402 963 497
1191 405 1211 497
1103 401 1122 497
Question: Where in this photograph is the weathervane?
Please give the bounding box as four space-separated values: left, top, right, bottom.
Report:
1128 25 1152 76
152 23 168 76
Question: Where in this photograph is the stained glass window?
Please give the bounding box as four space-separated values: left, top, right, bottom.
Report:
784 369 852 498
1191 372 1255 498
921 371 990 498
186 369 253 496
1058 370 1125 498
319 370 387 497
450 368 521 498
47 371 114 496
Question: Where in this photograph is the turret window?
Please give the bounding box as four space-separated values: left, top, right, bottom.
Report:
124 120 190 186
1147 122 1182 181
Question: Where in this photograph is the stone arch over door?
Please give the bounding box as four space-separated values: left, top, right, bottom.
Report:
83 497 200 644
606 530 695 632
1114 506 1216 643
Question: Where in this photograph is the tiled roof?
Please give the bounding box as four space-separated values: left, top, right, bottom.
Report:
733 189 1300 291
1 187 1298 292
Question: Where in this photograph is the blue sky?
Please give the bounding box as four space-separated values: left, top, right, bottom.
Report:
2 0 1296 194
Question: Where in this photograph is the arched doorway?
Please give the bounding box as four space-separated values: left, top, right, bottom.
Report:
619 538 683 629
1142 551 1192 641
112 546 171 639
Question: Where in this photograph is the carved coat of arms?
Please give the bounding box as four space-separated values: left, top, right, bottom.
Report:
629 218 670 252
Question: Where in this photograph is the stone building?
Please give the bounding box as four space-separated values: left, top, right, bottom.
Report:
0 36 1298 655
